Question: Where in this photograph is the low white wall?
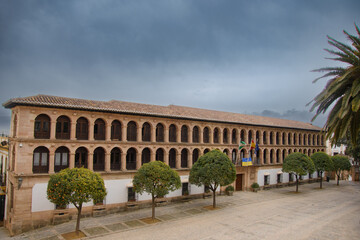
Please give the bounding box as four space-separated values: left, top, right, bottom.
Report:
31 175 205 212
257 168 320 187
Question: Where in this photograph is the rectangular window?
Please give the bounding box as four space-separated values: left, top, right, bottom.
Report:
264 175 269 185
34 152 40 166
56 122 61 133
62 153 68 165
41 153 48 166
128 187 136 202
43 122 49 131
182 183 189 196
34 122 41 132
63 122 69 133
55 153 61 166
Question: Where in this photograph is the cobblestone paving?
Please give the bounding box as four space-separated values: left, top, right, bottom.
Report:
1 181 359 240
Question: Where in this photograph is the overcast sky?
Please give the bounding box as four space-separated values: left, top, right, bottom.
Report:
1 0 359 134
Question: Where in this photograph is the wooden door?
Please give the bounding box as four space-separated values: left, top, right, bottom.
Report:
236 174 243 191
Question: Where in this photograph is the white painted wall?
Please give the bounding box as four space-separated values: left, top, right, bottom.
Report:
31 175 206 212
32 183 55 212
257 168 319 187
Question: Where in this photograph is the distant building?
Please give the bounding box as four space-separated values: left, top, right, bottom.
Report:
326 140 346 156
2 95 326 235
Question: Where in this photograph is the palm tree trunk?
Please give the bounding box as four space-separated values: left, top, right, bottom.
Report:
75 203 82 234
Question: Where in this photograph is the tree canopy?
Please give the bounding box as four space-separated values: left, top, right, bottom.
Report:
133 161 181 219
311 152 333 188
309 24 360 146
331 155 351 185
189 149 236 208
47 168 107 233
282 152 315 192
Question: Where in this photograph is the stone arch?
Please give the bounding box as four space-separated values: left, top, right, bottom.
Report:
156 123 165 142
56 115 71 139
156 148 165 162
169 124 177 142
127 121 137 141
168 148 177 168
181 148 188 168
33 146 49 173
181 125 189 143
110 147 121 170
34 114 51 139
93 147 105 171
192 148 200 164
75 147 88 168
142 122 151 142
111 120 122 141
126 147 137 170
141 147 151 165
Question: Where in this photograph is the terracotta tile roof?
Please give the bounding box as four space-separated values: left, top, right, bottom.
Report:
3 94 322 131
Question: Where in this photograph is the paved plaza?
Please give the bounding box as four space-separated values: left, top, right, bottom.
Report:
1 181 359 240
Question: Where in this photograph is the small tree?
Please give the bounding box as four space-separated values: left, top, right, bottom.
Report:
189 149 236 208
282 152 315 192
311 152 333 189
132 161 181 220
47 168 107 234
331 155 351 185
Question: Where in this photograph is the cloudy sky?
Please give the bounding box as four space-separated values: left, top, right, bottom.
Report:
1 0 359 134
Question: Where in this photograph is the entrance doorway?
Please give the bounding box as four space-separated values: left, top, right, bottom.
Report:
236 174 243 191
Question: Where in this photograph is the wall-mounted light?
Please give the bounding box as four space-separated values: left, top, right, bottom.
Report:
19 143 23 148
18 177 23 189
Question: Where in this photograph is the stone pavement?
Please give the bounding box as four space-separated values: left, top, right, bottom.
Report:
1 181 359 240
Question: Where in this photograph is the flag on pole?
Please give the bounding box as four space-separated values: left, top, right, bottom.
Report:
250 139 256 150
255 142 259 156
238 141 246 150
242 158 253 166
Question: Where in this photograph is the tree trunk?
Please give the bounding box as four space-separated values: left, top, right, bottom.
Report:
296 175 299 192
152 194 155 220
337 173 340 186
75 203 82 234
320 171 323 189
212 189 216 208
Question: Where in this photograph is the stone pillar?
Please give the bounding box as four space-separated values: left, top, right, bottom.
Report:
219 129 223 144
69 153 75 169
137 127 142 142
188 151 192 169
209 128 213 144
105 153 111 172
189 128 193 144
279 133 283 145
199 128 203 143
136 152 141 170
49 149 55 174
266 132 270 145
164 127 169 143
176 153 181 169
89 123 94 141
50 121 56 140
176 127 181 143
151 126 156 143
164 151 169 165
122 125 127 142
266 150 270 164
151 151 156 162
106 123 111 141
71 122 76 140
88 153 93 171
121 152 126 171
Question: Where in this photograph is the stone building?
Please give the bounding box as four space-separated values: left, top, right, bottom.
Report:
2 95 326 235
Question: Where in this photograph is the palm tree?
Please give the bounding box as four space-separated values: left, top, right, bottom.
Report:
309 24 360 146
